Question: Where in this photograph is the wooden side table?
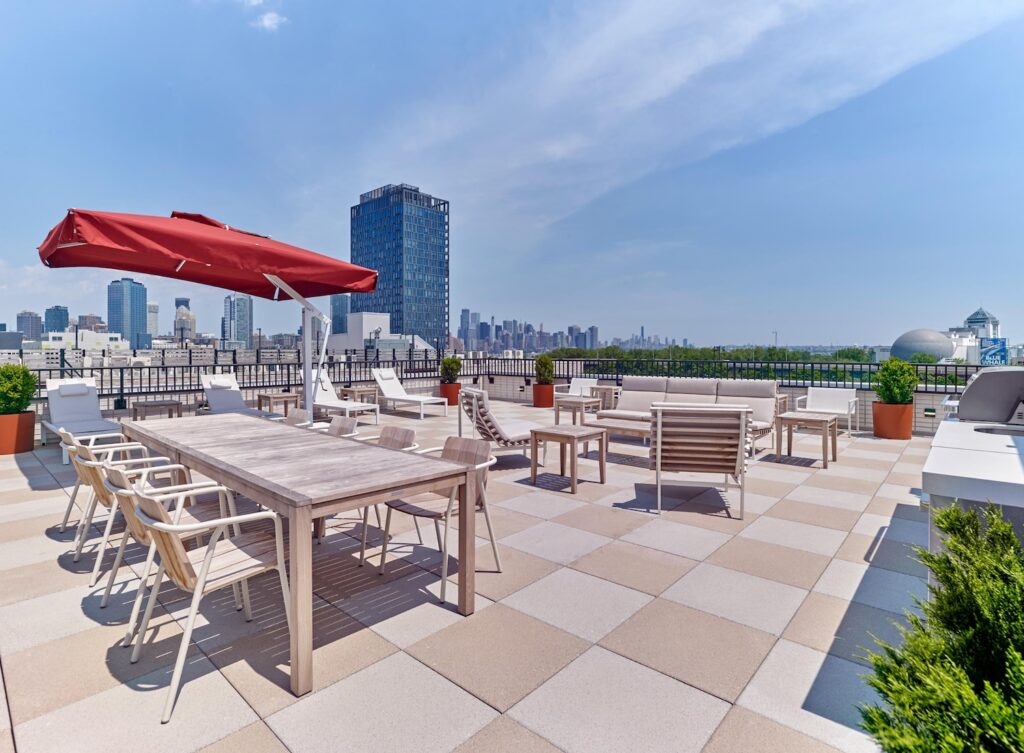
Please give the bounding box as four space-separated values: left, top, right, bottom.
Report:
591 385 621 410
775 411 838 469
530 425 607 494
554 395 601 425
257 392 300 416
132 399 183 421
339 384 378 403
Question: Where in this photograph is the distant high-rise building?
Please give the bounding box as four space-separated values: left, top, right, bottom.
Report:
107 278 150 348
459 309 471 345
350 184 449 348
16 311 42 340
147 303 160 338
587 325 599 349
330 294 350 335
44 305 69 333
76 314 106 332
0 323 6 332
221 293 254 348
174 306 196 343
174 297 190 311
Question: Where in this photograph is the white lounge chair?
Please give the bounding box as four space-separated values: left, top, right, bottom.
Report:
42 378 122 462
650 403 751 517
312 372 379 424
200 373 265 415
458 387 547 464
554 378 598 396
796 387 859 436
371 367 448 419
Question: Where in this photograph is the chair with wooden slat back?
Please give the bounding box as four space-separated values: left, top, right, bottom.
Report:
131 485 291 723
650 403 752 518
378 436 499 605
325 415 359 438
57 426 136 533
458 387 547 465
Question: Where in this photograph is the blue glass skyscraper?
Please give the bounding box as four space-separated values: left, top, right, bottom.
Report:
107 278 150 348
330 294 349 335
350 184 449 348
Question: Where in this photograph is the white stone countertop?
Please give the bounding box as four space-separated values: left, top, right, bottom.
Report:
923 419 1024 507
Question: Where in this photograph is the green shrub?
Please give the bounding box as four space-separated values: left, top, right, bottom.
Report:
0 364 37 415
439 356 462 384
534 355 554 385
863 504 1024 752
909 352 939 364
875 358 918 404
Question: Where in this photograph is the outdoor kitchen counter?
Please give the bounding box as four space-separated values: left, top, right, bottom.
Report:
923 419 1024 508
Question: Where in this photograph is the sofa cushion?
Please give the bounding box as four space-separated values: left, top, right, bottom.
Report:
596 409 651 422
620 376 668 393
665 378 718 403
616 390 667 413
716 380 778 424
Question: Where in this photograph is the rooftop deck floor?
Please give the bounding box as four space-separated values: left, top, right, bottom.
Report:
0 398 929 753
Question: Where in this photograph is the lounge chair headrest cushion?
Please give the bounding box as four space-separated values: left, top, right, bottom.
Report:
58 382 89 397
209 376 235 389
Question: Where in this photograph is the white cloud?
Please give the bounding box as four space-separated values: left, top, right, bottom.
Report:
251 10 287 31
239 0 264 6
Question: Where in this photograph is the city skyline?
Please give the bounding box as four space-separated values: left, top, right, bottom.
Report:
1 4 1022 343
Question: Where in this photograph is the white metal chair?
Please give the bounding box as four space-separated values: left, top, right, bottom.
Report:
650 404 751 518
42 378 122 462
554 378 598 396
58 429 143 533
379 436 499 604
311 372 379 424
199 373 264 415
796 387 859 435
353 426 418 562
132 486 291 723
371 367 448 419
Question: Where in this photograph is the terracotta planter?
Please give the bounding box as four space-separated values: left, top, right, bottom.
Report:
872 402 913 440
533 383 554 408
0 411 35 455
439 382 462 406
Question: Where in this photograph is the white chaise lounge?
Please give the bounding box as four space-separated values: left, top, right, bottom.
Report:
796 387 859 436
200 373 266 415
42 378 122 463
371 367 448 419
312 372 379 424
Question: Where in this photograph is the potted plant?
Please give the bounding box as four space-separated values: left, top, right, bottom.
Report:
439 356 462 405
533 354 555 408
872 357 917 439
0 364 38 455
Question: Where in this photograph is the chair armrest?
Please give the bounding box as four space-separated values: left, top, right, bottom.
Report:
553 385 570 393
795 395 807 409
146 482 225 501
848 398 858 411
148 508 277 534
106 455 172 469
91 442 148 459
83 432 129 446
416 446 445 456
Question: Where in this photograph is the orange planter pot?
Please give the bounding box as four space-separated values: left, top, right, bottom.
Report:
872 402 913 439
0 412 35 455
439 382 462 406
533 384 554 408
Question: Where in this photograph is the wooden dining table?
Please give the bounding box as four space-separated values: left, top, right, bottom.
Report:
121 413 477 696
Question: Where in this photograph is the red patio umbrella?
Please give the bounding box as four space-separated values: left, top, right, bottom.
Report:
38 208 378 417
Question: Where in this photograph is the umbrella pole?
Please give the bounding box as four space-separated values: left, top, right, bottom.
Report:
302 306 314 419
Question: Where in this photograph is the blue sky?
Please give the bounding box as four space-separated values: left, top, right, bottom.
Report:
1 1 1022 346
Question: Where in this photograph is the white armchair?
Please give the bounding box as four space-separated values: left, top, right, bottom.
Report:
554 378 598 397
796 387 859 435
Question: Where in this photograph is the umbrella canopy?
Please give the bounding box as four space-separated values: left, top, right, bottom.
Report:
38 209 377 299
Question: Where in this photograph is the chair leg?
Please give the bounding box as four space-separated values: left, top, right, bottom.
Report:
439 510 452 604
73 491 98 562
123 544 156 647
162 586 204 723
89 508 119 587
412 515 423 544
374 504 382 529
277 563 292 634
359 506 370 566
60 478 82 533
656 466 662 514
240 579 253 621
378 506 393 575
100 531 130 608
433 519 443 552
740 479 745 520
481 500 502 572
132 561 164 664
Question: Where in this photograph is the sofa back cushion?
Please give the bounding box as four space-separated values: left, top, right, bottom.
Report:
665 378 719 404
617 376 668 413
620 376 668 393
716 379 778 423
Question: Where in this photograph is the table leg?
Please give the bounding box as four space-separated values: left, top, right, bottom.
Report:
288 505 313 696
821 424 828 469
775 417 782 456
599 433 607 484
530 437 538 484
457 470 477 616
573 408 579 426
787 425 793 456
559 442 566 476
283 399 290 417
570 439 578 494
831 420 838 461
554 404 561 425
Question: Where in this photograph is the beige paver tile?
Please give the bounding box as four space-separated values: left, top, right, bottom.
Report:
747 465 814 485
14 655 257 753
813 560 926 615
0 730 12 753
600 599 775 702
738 639 879 753
817 463 888 483
783 591 908 667
835 455 897 471
784 484 871 512
662 563 807 635
703 707 843 753
0 512 69 545
267 652 496 753
744 477 798 498
873 483 923 504
408 603 588 711
658 494 753 534
455 715 562 753
499 521 611 564
852 513 928 546
835 532 926 578
509 646 728 753
739 516 847 557
552 503 647 538
502 568 651 642
495 490 586 519
444 543 560 601
766 499 860 532
836 447 899 463
570 540 696 595
706 537 829 589
0 495 71 525
449 505 545 539
803 473 881 497
198 722 289 753
886 471 922 487
863 496 927 522
621 518 730 560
